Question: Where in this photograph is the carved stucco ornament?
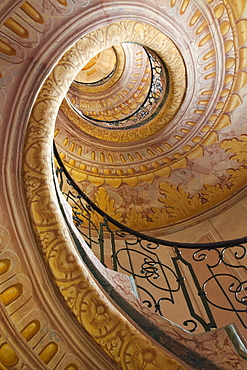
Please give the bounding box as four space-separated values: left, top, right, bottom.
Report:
54 0 247 233
61 39 185 142
23 20 188 370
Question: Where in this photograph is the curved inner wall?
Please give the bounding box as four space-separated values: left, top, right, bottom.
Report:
1 1 247 369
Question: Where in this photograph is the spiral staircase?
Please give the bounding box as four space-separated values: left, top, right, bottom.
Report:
1 1 247 369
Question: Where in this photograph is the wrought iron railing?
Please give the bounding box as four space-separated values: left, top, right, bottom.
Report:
54 143 247 334
67 47 168 129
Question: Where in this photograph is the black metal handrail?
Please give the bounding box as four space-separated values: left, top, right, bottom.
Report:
54 142 247 334
54 143 247 249
67 47 168 129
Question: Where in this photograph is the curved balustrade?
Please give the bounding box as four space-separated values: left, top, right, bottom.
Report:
54 142 247 335
67 47 168 129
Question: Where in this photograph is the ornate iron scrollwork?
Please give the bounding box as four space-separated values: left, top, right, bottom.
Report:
193 245 247 329
67 47 168 130
54 143 247 333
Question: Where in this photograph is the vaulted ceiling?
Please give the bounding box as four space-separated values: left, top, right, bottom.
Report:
53 1 247 235
1 1 247 369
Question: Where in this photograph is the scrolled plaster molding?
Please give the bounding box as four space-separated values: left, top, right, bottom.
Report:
23 20 189 370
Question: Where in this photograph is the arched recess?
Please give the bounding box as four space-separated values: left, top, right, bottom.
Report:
23 21 187 370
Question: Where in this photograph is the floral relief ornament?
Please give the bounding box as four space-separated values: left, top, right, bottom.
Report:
23 20 188 370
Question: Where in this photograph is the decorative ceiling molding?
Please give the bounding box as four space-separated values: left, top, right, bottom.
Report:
0 0 246 369
23 19 189 370
60 23 186 142
54 0 247 233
